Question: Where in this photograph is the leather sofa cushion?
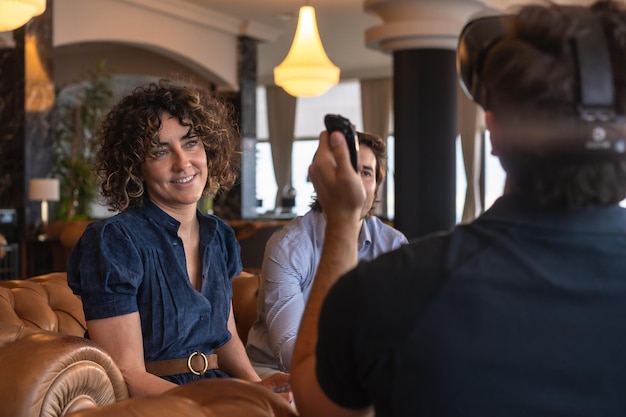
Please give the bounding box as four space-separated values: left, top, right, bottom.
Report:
0 272 86 338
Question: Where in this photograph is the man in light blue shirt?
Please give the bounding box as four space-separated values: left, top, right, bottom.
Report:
246 132 408 375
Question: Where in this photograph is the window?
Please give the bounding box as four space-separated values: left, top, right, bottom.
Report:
255 82 509 222
483 131 506 211
256 81 364 216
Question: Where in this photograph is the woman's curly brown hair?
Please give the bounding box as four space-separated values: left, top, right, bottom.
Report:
95 79 241 212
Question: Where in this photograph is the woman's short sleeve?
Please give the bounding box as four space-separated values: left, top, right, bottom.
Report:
67 221 144 320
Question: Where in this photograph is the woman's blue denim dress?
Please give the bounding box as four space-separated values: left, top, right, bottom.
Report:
67 199 242 384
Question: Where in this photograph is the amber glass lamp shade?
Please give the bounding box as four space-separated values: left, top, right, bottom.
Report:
274 5 340 97
0 0 46 32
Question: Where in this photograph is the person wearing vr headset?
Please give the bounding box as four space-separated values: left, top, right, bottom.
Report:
289 1 626 416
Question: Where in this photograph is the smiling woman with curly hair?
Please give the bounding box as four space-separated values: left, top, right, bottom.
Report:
95 79 240 212
67 78 291 399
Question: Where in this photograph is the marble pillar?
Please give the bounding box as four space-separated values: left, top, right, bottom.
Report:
364 0 487 238
239 35 258 219
211 36 258 220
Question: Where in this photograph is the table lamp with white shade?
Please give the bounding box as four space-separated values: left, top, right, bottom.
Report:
29 178 60 228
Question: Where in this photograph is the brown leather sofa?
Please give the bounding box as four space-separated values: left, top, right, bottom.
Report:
0 272 295 417
0 272 128 417
66 378 296 417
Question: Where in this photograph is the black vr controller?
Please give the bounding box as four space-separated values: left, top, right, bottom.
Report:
324 114 359 172
457 8 626 158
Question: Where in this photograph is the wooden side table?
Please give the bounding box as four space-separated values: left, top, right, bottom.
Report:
20 237 65 279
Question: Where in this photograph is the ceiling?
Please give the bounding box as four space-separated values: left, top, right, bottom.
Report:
51 0 595 90
184 0 528 85
192 0 397 85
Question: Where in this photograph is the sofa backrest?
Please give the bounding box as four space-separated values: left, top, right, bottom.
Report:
0 272 86 339
232 271 261 345
0 271 259 345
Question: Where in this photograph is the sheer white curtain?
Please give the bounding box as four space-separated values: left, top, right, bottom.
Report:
266 86 297 208
360 77 392 216
458 84 485 223
360 77 392 138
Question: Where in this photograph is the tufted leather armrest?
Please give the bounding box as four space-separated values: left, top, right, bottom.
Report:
66 378 298 417
0 273 129 417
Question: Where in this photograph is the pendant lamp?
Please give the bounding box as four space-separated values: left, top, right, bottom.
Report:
274 4 340 97
0 0 46 32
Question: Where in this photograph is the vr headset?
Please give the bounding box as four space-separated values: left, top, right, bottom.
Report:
457 8 626 159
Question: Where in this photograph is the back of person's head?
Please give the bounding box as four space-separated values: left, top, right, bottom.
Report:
460 0 626 208
310 131 387 214
95 78 241 212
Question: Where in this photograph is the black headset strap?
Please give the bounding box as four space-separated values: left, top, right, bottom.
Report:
572 8 615 120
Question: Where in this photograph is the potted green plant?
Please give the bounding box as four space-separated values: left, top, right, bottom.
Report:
53 61 114 220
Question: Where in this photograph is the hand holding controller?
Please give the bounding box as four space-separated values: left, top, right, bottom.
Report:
324 114 359 172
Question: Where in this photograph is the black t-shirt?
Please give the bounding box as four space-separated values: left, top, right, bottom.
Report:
316 195 626 416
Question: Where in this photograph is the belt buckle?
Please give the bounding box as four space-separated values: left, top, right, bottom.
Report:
187 351 209 375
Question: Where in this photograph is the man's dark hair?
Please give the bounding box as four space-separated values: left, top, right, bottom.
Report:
482 0 626 208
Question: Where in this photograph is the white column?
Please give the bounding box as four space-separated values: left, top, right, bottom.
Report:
363 0 493 52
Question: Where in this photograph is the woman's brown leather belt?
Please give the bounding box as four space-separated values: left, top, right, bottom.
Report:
145 351 218 376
